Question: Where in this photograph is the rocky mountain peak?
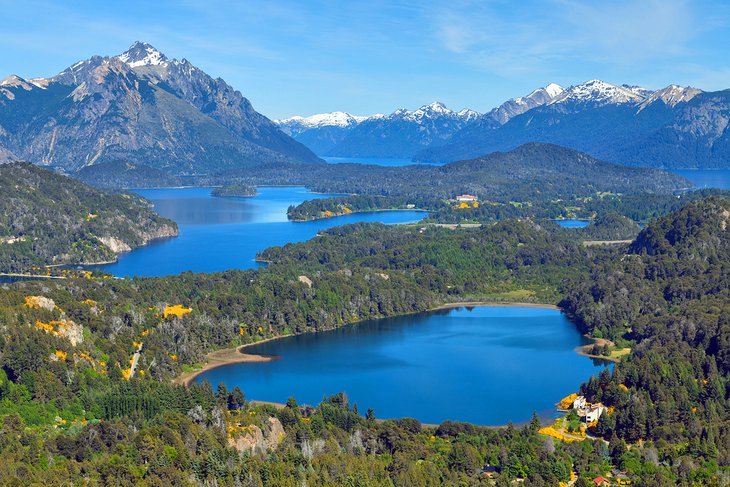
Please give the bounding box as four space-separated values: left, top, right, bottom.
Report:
544 83 565 98
486 83 565 124
117 41 168 68
638 84 703 110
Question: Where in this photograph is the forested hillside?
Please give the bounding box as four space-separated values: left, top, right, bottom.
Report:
560 198 730 475
231 143 688 201
0 163 177 272
0 198 727 484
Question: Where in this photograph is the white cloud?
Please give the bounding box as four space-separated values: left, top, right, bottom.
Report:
429 0 721 76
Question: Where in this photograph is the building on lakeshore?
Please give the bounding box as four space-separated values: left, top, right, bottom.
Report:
572 395 607 422
456 194 478 202
586 403 606 423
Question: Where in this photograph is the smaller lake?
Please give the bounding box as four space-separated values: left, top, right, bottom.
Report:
323 156 444 167
553 220 590 228
95 187 426 277
673 169 730 190
196 306 607 426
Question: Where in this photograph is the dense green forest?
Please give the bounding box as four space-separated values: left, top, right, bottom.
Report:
287 186 729 226
0 195 728 484
0 163 178 272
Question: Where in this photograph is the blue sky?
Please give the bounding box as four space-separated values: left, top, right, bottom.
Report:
1 0 728 118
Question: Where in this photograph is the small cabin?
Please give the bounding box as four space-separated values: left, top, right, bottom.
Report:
456 194 478 202
480 464 501 477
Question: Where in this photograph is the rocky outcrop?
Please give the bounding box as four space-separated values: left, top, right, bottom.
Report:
98 236 132 253
229 417 285 454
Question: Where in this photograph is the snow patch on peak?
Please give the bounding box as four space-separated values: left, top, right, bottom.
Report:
117 41 168 68
487 83 565 124
419 101 451 114
457 108 481 122
550 79 649 106
0 75 31 89
276 111 368 129
545 83 564 98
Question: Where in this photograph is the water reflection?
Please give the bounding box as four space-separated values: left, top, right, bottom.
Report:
96 187 427 277
198 306 608 425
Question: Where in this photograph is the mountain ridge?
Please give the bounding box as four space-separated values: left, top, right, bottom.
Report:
0 41 322 176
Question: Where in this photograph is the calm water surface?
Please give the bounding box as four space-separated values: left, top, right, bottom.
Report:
673 169 730 189
96 187 426 277
197 306 606 425
553 219 590 228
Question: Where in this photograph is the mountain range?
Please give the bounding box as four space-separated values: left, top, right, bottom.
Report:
277 102 480 157
415 80 729 169
0 42 321 176
273 83 568 160
279 80 730 169
2 43 728 175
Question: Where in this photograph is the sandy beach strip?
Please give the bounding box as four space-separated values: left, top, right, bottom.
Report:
174 335 290 386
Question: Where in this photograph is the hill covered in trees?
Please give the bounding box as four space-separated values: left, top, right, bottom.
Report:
231 143 689 201
0 163 177 272
560 198 730 473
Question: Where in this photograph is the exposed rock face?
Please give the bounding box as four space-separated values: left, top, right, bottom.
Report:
26 295 84 346
97 222 178 256
56 319 84 346
98 236 132 253
229 417 285 454
485 83 565 124
24 295 57 312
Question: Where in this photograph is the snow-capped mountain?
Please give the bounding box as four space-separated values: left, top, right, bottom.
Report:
486 83 565 124
276 112 370 136
457 108 481 122
637 85 702 111
274 112 374 154
548 79 648 108
415 80 730 169
0 41 320 178
116 41 168 67
324 102 481 158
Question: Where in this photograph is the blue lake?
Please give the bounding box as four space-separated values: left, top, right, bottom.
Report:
323 156 444 167
95 187 426 277
196 306 606 426
673 169 730 190
554 219 590 228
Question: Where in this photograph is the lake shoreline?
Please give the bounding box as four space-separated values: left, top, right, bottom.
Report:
174 335 291 386
171 300 599 427
289 207 430 223
574 336 625 363
173 300 562 387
